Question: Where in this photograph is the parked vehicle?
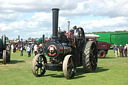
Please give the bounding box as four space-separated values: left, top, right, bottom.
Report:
0 35 11 64
85 34 110 58
94 32 128 47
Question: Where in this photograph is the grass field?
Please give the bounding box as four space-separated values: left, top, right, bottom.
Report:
0 50 128 85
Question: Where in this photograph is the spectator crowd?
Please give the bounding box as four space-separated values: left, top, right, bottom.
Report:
11 43 44 57
114 44 128 57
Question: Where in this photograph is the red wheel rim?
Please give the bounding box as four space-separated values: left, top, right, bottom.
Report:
101 52 105 57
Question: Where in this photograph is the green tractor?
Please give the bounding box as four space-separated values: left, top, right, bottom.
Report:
0 35 11 64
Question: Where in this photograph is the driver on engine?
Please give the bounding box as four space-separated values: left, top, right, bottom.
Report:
70 26 78 34
70 26 83 36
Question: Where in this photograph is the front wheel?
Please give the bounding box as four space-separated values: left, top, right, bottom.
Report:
32 54 47 77
63 55 76 79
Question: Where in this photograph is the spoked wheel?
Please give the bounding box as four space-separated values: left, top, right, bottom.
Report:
3 50 6 64
82 41 98 72
63 55 76 79
32 54 47 77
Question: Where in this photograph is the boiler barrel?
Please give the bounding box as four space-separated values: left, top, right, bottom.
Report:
59 44 72 55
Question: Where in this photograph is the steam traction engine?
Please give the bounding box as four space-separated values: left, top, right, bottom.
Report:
0 35 11 64
31 8 98 79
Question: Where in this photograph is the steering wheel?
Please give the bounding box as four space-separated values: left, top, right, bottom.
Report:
66 32 74 40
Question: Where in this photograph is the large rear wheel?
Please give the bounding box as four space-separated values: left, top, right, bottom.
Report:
82 41 98 72
63 55 76 79
32 54 47 77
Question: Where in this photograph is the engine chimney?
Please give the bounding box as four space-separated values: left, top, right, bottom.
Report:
42 34 45 43
52 8 59 40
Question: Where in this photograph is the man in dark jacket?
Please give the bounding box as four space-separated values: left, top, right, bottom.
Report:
20 45 23 56
119 45 124 57
70 26 77 34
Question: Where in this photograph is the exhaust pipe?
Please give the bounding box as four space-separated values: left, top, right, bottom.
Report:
67 21 70 32
52 8 59 40
42 34 45 43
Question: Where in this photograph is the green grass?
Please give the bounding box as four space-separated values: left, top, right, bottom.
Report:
0 50 128 85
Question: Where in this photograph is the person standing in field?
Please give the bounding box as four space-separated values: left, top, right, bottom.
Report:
27 45 31 57
114 44 118 57
30 44 34 55
24 44 27 52
20 45 23 56
124 44 127 57
34 44 38 56
119 45 124 57
11 44 14 53
126 44 128 56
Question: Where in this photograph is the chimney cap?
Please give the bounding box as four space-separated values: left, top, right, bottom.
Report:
52 8 59 10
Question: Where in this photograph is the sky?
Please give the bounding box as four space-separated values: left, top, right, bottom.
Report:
0 0 128 40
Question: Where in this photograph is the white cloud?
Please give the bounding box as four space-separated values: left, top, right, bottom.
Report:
90 0 128 17
79 17 128 32
60 0 128 17
0 12 53 39
0 23 7 31
0 0 128 39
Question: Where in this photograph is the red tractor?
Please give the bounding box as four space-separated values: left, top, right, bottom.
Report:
85 34 110 58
